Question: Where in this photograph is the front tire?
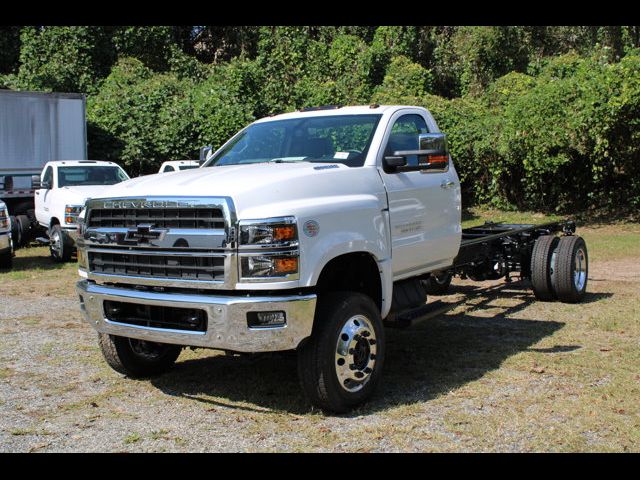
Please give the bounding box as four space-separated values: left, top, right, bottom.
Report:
98 333 182 378
297 292 385 413
49 224 72 262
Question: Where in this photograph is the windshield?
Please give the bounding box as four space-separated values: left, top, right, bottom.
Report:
204 114 382 168
57 166 129 187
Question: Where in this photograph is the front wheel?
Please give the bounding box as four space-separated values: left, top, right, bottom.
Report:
49 224 72 262
98 333 182 378
297 292 385 413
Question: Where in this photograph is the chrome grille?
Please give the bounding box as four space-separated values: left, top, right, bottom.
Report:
89 250 225 281
87 207 225 229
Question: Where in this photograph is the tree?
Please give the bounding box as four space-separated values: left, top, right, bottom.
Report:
15 26 115 93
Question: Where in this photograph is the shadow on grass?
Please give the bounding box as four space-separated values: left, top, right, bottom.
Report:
7 252 73 273
151 280 581 416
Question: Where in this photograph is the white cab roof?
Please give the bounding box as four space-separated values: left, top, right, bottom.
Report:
46 160 121 167
254 105 423 123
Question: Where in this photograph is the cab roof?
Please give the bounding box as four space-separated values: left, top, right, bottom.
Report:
46 160 119 167
254 105 424 123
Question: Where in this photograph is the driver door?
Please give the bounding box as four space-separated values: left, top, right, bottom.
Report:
35 165 54 227
378 112 461 278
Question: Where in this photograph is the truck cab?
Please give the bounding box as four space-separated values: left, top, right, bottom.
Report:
158 160 200 173
35 160 130 262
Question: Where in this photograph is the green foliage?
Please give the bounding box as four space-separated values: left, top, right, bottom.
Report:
15 26 114 93
5 25 640 214
111 26 176 72
373 56 434 104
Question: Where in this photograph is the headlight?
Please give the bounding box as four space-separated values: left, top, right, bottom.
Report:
240 253 299 278
64 205 83 225
238 217 299 280
0 204 9 231
239 217 298 248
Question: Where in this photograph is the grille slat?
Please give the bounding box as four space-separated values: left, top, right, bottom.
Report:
90 251 225 281
88 208 225 229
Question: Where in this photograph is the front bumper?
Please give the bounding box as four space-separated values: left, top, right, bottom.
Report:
0 232 12 253
76 280 317 353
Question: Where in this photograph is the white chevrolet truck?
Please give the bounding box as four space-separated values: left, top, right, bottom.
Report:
34 160 130 262
75 105 588 413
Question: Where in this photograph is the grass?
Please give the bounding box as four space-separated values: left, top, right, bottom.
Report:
123 433 141 445
1 209 638 452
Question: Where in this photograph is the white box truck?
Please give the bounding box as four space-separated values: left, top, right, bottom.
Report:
0 90 87 248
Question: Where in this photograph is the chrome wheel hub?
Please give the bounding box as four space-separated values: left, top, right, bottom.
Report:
50 230 61 257
574 248 587 291
335 315 377 393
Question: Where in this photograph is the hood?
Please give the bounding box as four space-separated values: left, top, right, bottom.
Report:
62 185 122 205
91 162 386 219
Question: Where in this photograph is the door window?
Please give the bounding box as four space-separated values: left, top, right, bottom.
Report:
42 166 53 188
385 114 429 167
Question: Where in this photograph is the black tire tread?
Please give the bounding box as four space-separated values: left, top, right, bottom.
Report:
297 291 384 414
50 224 73 263
553 235 588 303
16 214 31 247
531 235 559 301
98 333 181 378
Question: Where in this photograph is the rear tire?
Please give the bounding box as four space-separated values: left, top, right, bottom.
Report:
98 333 182 378
552 235 588 303
10 215 21 247
530 235 559 301
16 215 31 247
422 271 453 295
297 292 385 414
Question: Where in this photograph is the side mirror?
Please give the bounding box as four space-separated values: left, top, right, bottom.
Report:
384 133 449 173
383 155 407 170
31 175 43 189
200 145 213 162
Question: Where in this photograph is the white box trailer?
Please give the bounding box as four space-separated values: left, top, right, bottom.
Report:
0 90 87 246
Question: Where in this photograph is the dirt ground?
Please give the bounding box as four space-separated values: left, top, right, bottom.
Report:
0 225 639 452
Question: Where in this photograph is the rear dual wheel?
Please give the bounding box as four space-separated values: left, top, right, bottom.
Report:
530 234 588 303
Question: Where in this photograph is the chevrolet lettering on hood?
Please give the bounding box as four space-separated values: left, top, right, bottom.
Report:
103 200 199 209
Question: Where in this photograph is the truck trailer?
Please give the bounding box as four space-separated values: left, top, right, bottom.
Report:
0 90 87 248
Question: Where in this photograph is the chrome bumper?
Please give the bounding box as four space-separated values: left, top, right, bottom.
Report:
0 232 11 252
76 280 317 353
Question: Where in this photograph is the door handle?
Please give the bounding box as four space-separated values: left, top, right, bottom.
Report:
440 180 455 189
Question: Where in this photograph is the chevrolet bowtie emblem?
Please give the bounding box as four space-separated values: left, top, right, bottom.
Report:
125 224 167 243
